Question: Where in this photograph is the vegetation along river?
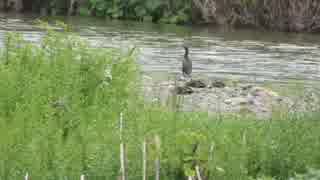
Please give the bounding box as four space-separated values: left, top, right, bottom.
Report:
1 14 320 86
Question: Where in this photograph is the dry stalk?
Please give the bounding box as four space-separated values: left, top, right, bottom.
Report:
80 174 85 180
154 135 161 180
195 165 203 180
119 113 127 180
24 173 29 180
143 138 148 180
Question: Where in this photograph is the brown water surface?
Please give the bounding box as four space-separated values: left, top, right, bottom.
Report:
1 13 320 85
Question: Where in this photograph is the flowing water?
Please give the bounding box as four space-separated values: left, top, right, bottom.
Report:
1 13 320 85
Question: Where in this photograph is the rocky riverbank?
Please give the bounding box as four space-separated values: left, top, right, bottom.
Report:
143 75 320 119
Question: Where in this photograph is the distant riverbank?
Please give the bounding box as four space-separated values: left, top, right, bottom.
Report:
2 0 320 33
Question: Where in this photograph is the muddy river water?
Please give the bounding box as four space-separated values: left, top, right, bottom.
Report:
1 13 320 85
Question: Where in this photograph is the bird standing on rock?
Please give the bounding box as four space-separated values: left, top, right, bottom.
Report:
182 46 192 78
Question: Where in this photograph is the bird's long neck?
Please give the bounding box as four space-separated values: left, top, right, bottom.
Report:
184 47 189 58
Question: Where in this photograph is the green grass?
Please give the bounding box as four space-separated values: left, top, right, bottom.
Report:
0 26 320 180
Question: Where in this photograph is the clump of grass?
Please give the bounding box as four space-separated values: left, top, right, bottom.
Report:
0 23 139 180
0 24 320 180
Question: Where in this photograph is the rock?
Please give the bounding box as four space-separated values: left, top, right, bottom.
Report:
224 97 248 106
141 76 298 118
185 79 207 88
211 80 226 88
175 86 194 95
240 84 254 91
250 87 279 98
142 75 153 86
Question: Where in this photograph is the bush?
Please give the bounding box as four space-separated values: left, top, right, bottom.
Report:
88 0 193 24
0 22 139 179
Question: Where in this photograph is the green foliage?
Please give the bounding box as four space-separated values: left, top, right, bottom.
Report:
0 22 138 179
23 0 193 24
88 0 192 24
1 24 320 180
79 7 91 16
290 168 320 180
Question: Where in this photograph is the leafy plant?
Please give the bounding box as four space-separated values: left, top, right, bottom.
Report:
88 0 192 24
290 169 320 180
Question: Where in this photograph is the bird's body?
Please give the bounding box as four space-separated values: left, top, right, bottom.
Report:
182 46 192 77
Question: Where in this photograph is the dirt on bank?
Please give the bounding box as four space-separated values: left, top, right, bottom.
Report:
143 75 320 119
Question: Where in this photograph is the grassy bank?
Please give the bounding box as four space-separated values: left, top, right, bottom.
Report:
0 25 320 180
85 0 320 32
6 0 318 32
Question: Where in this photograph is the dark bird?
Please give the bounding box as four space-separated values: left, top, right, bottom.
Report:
182 46 192 78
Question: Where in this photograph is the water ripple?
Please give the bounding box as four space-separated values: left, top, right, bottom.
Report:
1 15 320 85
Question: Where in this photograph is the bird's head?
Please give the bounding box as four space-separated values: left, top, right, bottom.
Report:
183 46 189 56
